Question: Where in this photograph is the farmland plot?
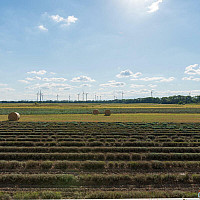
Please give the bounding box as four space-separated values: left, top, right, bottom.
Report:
0 121 200 199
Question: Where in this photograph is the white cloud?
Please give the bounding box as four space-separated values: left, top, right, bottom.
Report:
27 70 47 75
129 89 150 94
182 76 200 82
38 25 48 31
0 83 8 87
148 0 163 13
132 76 175 82
0 88 15 92
50 15 65 23
18 80 29 84
27 83 73 90
116 69 142 78
50 14 78 26
130 84 145 88
148 84 157 88
80 84 92 87
71 75 95 82
133 72 142 78
43 77 67 82
25 76 42 81
184 64 200 75
66 16 78 25
100 80 126 87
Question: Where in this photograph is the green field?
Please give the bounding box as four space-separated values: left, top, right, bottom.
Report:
1 103 200 116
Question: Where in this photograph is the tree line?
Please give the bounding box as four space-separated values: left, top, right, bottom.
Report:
1 95 200 104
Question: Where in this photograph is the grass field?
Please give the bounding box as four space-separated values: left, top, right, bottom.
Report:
1 113 200 123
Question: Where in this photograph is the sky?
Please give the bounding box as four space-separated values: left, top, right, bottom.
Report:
0 0 200 101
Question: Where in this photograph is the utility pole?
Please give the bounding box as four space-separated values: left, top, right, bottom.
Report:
77 93 80 101
86 93 88 101
69 94 71 101
57 94 59 101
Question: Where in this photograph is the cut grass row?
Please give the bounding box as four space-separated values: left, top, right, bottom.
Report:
1 141 200 147
2 152 200 161
0 137 200 143
1 113 200 122
1 173 200 187
1 160 200 172
0 190 198 199
2 146 200 153
1 121 200 129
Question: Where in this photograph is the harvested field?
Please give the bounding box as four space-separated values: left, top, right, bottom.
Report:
0 121 200 198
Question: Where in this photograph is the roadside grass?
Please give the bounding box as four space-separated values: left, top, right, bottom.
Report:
1 113 200 122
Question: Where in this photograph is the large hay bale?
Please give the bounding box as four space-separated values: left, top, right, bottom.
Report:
8 112 20 121
93 109 99 115
104 110 111 116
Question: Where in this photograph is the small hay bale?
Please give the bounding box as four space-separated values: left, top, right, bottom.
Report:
8 112 20 121
104 110 111 116
93 109 99 115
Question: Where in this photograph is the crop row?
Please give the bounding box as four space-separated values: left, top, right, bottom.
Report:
1 138 200 144
1 161 200 172
1 141 200 147
1 153 200 161
84 190 197 199
0 191 63 200
1 173 200 186
1 121 200 129
0 190 198 199
2 147 200 154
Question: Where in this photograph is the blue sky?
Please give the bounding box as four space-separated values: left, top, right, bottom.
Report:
0 0 200 101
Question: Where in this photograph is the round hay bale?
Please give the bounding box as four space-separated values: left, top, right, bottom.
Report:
8 112 20 121
104 110 111 116
93 109 99 115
